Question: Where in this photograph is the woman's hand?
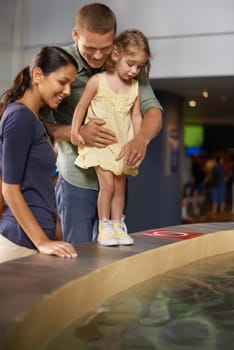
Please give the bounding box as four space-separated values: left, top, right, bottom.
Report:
37 240 78 258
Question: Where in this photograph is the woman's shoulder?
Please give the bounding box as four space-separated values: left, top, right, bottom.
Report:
1 103 36 133
4 103 35 119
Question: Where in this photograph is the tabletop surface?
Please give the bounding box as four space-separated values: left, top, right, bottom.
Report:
0 221 234 345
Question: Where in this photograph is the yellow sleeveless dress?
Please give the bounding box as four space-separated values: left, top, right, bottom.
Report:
75 72 139 176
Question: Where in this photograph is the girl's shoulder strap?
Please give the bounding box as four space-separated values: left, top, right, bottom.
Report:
130 78 139 97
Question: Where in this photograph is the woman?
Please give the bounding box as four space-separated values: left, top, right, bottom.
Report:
0 46 78 263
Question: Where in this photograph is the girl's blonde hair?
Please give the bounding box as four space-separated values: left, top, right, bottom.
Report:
105 29 151 76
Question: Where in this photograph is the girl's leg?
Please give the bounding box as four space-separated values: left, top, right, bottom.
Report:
95 166 115 220
111 174 126 220
111 174 134 245
95 167 119 246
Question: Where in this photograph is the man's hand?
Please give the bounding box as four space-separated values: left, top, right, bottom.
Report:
117 107 162 168
79 119 117 148
116 134 149 168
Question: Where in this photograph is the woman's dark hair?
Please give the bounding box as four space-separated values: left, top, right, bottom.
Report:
0 46 78 117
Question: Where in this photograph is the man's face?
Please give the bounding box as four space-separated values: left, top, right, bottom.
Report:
73 27 114 69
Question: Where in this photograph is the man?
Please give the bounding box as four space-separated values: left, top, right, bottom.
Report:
48 3 163 244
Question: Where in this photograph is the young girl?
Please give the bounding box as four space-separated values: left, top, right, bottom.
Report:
71 29 151 247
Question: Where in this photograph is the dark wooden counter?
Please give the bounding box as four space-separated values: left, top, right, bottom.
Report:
0 222 234 350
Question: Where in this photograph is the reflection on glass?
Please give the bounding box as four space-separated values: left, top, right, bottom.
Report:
44 252 234 350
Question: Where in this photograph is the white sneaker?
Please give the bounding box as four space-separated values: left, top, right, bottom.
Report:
112 216 134 245
97 219 119 246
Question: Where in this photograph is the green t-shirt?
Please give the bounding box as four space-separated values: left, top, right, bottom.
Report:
53 43 163 190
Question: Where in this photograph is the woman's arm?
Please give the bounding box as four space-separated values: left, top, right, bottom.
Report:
2 183 77 258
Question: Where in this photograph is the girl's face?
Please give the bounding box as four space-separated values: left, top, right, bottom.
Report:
36 64 77 109
113 50 147 80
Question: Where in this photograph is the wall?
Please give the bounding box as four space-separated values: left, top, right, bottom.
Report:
0 0 16 93
126 92 183 232
1 0 234 85
20 0 234 80
0 0 29 93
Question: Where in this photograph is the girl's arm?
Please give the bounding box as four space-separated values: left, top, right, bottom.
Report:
131 93 142 135
71 75 98 145
2 183 77 258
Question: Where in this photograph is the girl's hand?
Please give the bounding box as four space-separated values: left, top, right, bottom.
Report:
37 240 78 258
71 133 85 146
77 134 85 146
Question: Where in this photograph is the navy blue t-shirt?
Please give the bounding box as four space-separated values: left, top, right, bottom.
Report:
0 103 57 248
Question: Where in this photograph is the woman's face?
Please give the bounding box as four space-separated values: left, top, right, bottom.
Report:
37 64 77 109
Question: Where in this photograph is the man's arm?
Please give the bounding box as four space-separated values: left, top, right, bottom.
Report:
43 121 71 141
45 106 161 166
116 107 162 168
131 93 143 135
79 119 117 147
116 70 163 168
44 116 118 146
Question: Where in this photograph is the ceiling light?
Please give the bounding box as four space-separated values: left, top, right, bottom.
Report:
202 90 208 98
188 99 197 107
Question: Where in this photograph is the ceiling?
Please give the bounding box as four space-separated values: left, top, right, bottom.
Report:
151 75 234 125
